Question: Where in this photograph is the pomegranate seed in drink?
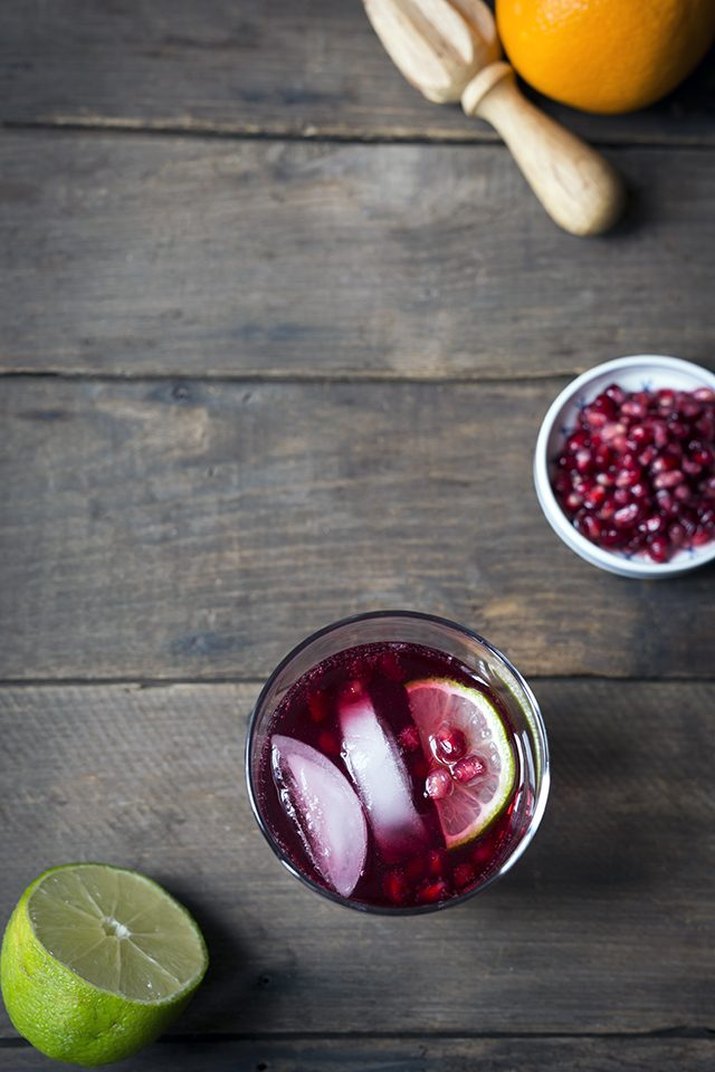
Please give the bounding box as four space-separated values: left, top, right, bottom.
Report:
425 767 453 800
432 723 467 762
383 869 408 905
398 724 421 752
453 754 487 784
453 862 477 889
551 383 714 562
416 879 451 905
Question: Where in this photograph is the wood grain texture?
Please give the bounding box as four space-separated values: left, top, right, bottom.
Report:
1 1036 714 1071
2 378 714 681
0 133 714 378
0 680 713 1035
0 1 713 145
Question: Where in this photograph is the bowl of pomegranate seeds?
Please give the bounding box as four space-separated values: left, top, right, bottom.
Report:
534 355 715 577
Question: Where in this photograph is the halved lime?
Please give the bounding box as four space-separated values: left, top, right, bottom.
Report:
0 863 208 1066
406 678 517 849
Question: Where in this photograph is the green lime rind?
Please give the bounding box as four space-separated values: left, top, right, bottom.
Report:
0 863 208 1067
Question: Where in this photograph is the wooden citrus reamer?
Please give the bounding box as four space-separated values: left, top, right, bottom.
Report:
363 0 625 236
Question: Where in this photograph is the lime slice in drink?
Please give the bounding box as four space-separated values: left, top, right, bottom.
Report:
406 678 517 850
0 863 208 1067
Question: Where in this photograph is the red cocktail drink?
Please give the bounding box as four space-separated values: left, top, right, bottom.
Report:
246 613 549 913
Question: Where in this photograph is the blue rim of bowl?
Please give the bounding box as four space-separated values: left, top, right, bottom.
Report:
534 355 715 578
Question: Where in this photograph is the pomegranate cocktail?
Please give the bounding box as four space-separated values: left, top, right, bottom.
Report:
246 613 549 912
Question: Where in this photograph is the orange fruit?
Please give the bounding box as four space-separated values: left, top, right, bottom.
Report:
496 0 715 115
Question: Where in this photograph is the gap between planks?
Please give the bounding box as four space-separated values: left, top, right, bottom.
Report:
0 370 592 385
1 675 714 688
1 118 714 152
0 1028 712 1045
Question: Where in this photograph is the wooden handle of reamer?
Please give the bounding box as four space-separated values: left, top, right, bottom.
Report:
462 63 624 236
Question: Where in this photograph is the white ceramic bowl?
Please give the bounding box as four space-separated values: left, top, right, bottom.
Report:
534 354 715 578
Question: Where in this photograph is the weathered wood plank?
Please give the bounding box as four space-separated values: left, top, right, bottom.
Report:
1 1 713 145
0 681 712 1035
1 378 713 680
1 1036 714 1072
1 134 714 379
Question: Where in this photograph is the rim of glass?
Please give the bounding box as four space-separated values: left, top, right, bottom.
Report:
244 610 551 915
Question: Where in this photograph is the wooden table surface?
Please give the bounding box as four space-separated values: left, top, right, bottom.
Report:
1 3 713 1069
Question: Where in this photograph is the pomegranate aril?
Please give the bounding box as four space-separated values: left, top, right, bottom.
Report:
574 449 595 474
601 421 627 443
696 413 714 439
427 849 445 877
583 484 606 508
627 424 652 446
553 472 573 499
693 525 714 546
398 724 421 752
472 835 496 867
646 536 670 563
308 689 329 723
638 514 665 535
615 466 643 488
583 407 609 429
599 527 627 548
653 470 684 489
405 856 425 882
557 453 577 473
629 481 649 501
676 399 701 420
595 392 618 416
678 513 698 538
416 879 450 904
651 421 669 449
425 768 453 801
621 399 647 419
613 503 641 529
566 430 589 452
318 730 341 757
650 452 678 474
575 513 602 541
655 489 678 516
453 863 477 889
453 754 487 784
604 383 627 406
598 497 618 521
383 869 408 905
593 443 614 469
432 723 467 762
379 651 404 681
691 446 713 468
638 445 658 468
667 420 688 441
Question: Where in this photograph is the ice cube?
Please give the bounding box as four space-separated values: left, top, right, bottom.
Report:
271 735 367 898
338 689 426 861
